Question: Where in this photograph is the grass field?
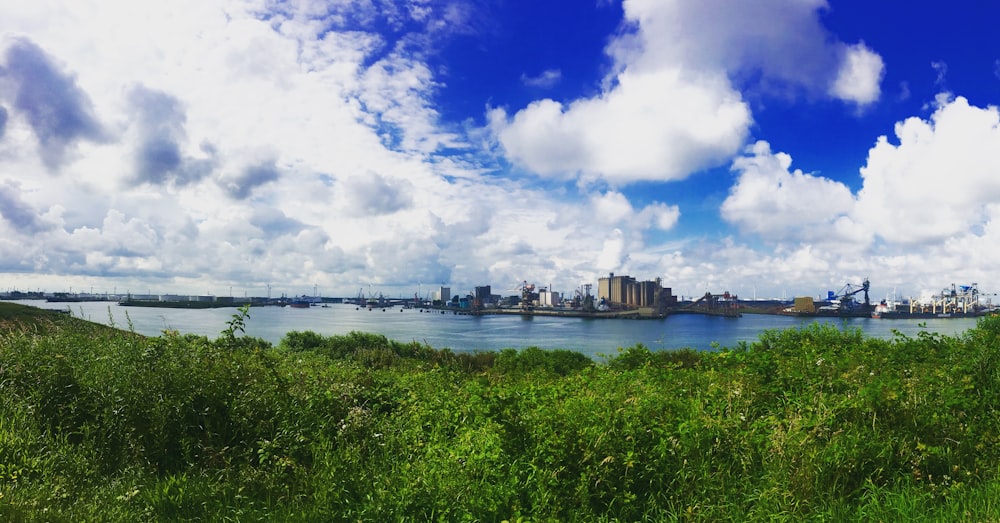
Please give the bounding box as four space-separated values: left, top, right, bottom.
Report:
2 302 1000 521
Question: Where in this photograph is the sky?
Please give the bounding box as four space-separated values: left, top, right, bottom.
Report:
1 0 999 302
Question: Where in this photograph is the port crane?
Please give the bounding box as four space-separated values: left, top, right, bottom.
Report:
507 281 536 310
830 278 871 313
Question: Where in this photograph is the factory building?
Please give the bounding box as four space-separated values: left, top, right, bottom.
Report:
597 273 676 309
474 285 492 305
538 288 561 307
598 273 635 306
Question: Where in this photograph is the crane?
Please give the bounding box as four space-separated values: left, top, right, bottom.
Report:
506 281 536 310
830 278 871 313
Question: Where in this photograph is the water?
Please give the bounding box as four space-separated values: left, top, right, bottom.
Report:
11 300 982 360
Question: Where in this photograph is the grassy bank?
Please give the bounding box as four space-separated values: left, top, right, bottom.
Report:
2 302 1000 520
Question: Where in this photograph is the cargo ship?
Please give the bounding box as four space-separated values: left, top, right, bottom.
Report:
871 283 992 319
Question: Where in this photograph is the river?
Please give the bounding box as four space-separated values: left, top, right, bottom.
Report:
9 300 983 360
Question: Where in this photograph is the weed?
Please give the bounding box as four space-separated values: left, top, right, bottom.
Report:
2 302 1000 520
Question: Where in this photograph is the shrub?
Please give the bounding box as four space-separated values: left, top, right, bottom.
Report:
4 302 1000 521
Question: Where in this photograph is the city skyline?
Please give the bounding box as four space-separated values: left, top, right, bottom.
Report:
1 1 999 303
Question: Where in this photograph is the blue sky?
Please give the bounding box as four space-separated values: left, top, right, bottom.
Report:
1 0 999 303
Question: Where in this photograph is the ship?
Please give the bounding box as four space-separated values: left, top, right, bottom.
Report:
871 283 992 319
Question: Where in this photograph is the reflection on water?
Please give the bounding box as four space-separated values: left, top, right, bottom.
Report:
11 300 982 360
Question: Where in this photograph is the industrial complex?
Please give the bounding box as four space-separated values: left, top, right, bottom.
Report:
4 274 995 320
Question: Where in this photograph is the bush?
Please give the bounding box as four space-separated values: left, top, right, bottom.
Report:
4 303 1000 521
493 346 593 376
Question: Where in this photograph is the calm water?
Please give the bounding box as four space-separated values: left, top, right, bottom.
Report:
11 300 982 360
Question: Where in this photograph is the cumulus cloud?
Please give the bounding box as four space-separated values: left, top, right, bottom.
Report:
596 228 627 272
97 209 160 258
491 69 751 184
0 179 51 234
0 0 958 303
0 37 106 169
340 172 414 217
721 141 857 241
640 202 681 231
221 158 282 200
589 191 680 231
491 0 885 186
615 0 832 88
0 105 7 138
723 98 1000 248
619 0 885 103
0 1 630 296
854 95 1000 245
712 96 1000 296
829 43 884 106
591 191 634 224
126 85 216 187
249 207 307 239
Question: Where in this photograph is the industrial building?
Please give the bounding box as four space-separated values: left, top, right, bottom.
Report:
538 288 561 307
597 273 677 310
474 285 492 305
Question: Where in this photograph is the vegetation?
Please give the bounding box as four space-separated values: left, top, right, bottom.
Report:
2 301 1000 520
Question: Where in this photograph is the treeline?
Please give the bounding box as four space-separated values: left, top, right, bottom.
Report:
2 303 1000 520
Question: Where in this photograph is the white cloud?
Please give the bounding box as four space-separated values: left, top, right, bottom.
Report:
9 0 995 307
854 95 1000 245
339 172 415 217
521 69 562 89
829 43 884 106
0 0 508 295
723 96 1000 250
932 60 948 86
588 191 681 232
714 96 1000 298
491 0 886 186
590 191 634 223
721 141 857 242
596 229 627 272
616 0 832 87
491 68 751 184
644 204 681 231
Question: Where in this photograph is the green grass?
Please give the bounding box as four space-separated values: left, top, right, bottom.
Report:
2 301 1000 520
0 302 128 337
0 301 72 332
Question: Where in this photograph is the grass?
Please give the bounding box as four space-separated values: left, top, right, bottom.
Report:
2 301 1000 520
0 302 72 332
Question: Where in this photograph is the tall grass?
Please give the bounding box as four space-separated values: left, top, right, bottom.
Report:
2 302 1000 520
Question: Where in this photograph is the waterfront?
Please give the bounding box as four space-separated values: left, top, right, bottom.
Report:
11 300 983 360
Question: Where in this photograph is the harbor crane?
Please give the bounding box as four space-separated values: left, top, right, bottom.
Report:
507 281 536 310
830 278 871 313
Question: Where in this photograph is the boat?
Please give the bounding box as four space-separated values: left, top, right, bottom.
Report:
872 283 992 319
871 301 890 319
